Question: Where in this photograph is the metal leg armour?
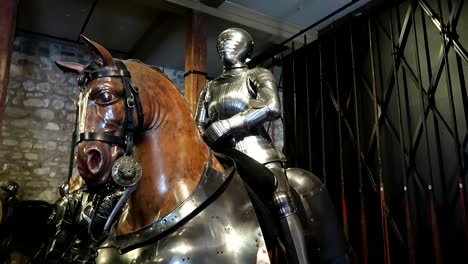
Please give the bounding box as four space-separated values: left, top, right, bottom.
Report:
286 168 349 264
267 163 309 264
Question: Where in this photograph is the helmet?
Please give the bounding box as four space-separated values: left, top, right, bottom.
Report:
1 181 19 196
216 28 254 69
59 182 70 197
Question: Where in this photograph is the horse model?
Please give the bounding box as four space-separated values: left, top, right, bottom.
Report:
46 36 348 264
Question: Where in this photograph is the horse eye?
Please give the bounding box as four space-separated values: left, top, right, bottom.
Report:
96 91 116 105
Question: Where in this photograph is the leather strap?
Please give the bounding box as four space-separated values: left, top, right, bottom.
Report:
78 132 125 147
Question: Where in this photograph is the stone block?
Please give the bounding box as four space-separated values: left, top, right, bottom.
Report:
11 119 29 127
52 99 65 109
36 82 50 93
8 79 21 89
58 145 68 152
45 142 57 150
11 152 23 159
45 122 59 130
37 189 57 202
3 139 18 146
19 141 33 149
40 56 52 68
22 80 35 91
66 113 76 122
5 107 30 118
23 98 49 107
24 153 39 160
55 135 69 142
33 143 43 150
33 167 50 175
33 109 54 120
65 102 76 110
67 77 77 85
15 130 31 138
9 64 22 78
25 180 49 188
11 96 21 105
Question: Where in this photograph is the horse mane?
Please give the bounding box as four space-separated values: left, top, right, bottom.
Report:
125 59 179 92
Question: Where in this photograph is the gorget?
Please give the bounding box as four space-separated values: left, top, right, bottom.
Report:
205 68 281 164
95 153 271 264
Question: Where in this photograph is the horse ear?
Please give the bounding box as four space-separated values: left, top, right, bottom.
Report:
80 35 115 67
55 61 84 75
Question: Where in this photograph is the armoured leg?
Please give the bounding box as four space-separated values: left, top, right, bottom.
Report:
286 168 349 264
267 162 308 264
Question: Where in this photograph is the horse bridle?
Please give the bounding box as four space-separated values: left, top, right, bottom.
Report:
72 60 146 247
76 60 144 156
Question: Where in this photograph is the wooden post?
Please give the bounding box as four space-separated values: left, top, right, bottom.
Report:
184 11 207 113
0 0 18 135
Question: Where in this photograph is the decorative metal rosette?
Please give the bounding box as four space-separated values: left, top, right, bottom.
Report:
111 156 142 187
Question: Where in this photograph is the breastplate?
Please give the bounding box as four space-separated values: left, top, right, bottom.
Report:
206 70 281 164
95 166 271 264
206 70 252 121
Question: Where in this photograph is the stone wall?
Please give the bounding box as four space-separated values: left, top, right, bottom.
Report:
0 33 185 202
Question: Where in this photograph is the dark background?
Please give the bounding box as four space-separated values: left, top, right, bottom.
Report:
276 0 468 263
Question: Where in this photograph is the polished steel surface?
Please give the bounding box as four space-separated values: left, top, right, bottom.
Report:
195 28 312 263
285 168 326 230
46 186 130 263
59 182 70 197
1 181 19 196
206 69 252 121
46 189 87 261
286 168 349 263
216 28 254 70
281 214 309 264
196 67 282 164
233 135 281 164
110 151 224 250
196 28 283 165
96 171 271 264
286 168 325 196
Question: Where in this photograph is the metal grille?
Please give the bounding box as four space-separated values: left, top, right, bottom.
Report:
274 0 468 262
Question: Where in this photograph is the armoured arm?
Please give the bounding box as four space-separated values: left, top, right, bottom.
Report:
194 86 209 132
204 68 280 144
240 67 281 126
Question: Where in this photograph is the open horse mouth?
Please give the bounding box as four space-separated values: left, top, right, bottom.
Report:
86 149 103 175
77 141 121 188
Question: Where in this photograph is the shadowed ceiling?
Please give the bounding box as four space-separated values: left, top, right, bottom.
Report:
16 0 370 76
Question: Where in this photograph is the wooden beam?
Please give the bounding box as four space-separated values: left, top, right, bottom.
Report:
0 0 18 136
165 0 317 45
184 11 206 113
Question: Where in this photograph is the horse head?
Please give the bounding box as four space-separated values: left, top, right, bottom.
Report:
56 36 222 234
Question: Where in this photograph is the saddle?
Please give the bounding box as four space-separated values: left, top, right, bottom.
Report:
217 148 276 203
